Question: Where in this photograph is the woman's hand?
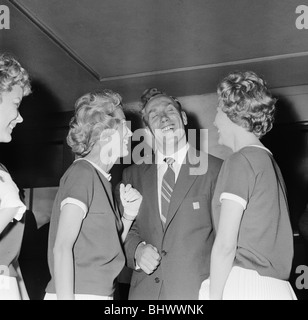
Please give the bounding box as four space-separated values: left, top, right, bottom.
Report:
120 183 142 220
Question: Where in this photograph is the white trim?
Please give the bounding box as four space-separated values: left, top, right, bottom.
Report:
246 145 272 155
14 205 27 221
61 197 88 219
161 214 167 224
161 191 170 203
220 192 247 210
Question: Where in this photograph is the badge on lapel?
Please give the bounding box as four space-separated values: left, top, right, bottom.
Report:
193 202 200 210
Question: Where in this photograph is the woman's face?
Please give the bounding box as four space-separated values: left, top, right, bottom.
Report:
101 108 132 162
0 85 23 143
213 106 235 149
115 108 132 158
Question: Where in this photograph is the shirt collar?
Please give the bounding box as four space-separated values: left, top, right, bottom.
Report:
156 143 189 165
246 144 273 155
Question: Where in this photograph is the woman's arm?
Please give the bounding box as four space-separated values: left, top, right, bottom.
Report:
209 199 244 300
53 203 84 300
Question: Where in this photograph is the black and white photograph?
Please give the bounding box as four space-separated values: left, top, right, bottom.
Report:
0 0 308 306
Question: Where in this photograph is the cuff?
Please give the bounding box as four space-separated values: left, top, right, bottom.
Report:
0 199 27 221
123 211 136 221
220 192 247 210
14 203 27 221
61 197 88 219
135 241 146 270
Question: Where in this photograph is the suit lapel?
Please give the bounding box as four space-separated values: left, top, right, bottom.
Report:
143 164 165 236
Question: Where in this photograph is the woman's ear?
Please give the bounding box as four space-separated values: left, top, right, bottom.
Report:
99 129 115 143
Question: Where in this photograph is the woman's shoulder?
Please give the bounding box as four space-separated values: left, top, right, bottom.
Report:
227 149 249 163
61 159 95 182
230 146 269 162
70 159 95 171
225 146 272 177
239 146 273 168
223 149 255 174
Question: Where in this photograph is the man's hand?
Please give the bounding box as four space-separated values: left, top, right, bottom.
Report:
135 243 161 275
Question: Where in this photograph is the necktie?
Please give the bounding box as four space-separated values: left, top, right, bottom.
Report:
161 157 175 225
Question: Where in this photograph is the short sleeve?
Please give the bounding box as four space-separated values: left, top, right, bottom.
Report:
218 152 255 209
0 169 26 220
13 205 27 221
0 203 27 221
59 162 95 218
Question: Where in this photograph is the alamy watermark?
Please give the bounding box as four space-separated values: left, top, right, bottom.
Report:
296 5 308 29
0 4 10 29
2 4 308 30
295 265 308 289
104 124 209 176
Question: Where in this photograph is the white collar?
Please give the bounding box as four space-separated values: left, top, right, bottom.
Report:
246 144 273 155
156 143 189 165
74 158 112 181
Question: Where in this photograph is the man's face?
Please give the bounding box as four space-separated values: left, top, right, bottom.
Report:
144 95 187 154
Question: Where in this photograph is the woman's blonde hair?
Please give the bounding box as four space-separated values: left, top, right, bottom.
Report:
0 53 31 101
67 89 123 156
217 71 276 138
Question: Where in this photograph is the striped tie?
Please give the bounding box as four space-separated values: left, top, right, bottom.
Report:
161 157 175 225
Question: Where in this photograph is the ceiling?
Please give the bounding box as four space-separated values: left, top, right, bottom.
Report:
2 0 308 114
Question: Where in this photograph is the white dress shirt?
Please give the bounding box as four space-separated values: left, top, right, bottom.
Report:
156 144 189 219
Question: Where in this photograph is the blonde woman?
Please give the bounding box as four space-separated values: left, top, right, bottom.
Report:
0 53 31 300
200 71 297 300
44 89 142 300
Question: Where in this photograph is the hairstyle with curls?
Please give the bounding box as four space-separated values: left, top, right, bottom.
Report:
0 53 31 101
217 71 277 138
67 89 123 157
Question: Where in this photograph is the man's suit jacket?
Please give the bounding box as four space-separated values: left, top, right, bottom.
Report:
123 146 222 300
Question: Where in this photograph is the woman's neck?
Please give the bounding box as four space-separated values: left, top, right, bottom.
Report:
84 145 115 173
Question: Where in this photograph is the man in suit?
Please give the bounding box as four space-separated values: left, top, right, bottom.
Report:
122 88 222 300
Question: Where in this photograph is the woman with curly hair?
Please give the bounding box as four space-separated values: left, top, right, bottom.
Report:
0 53 31 300
199 71 297 300
44 89 142 300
